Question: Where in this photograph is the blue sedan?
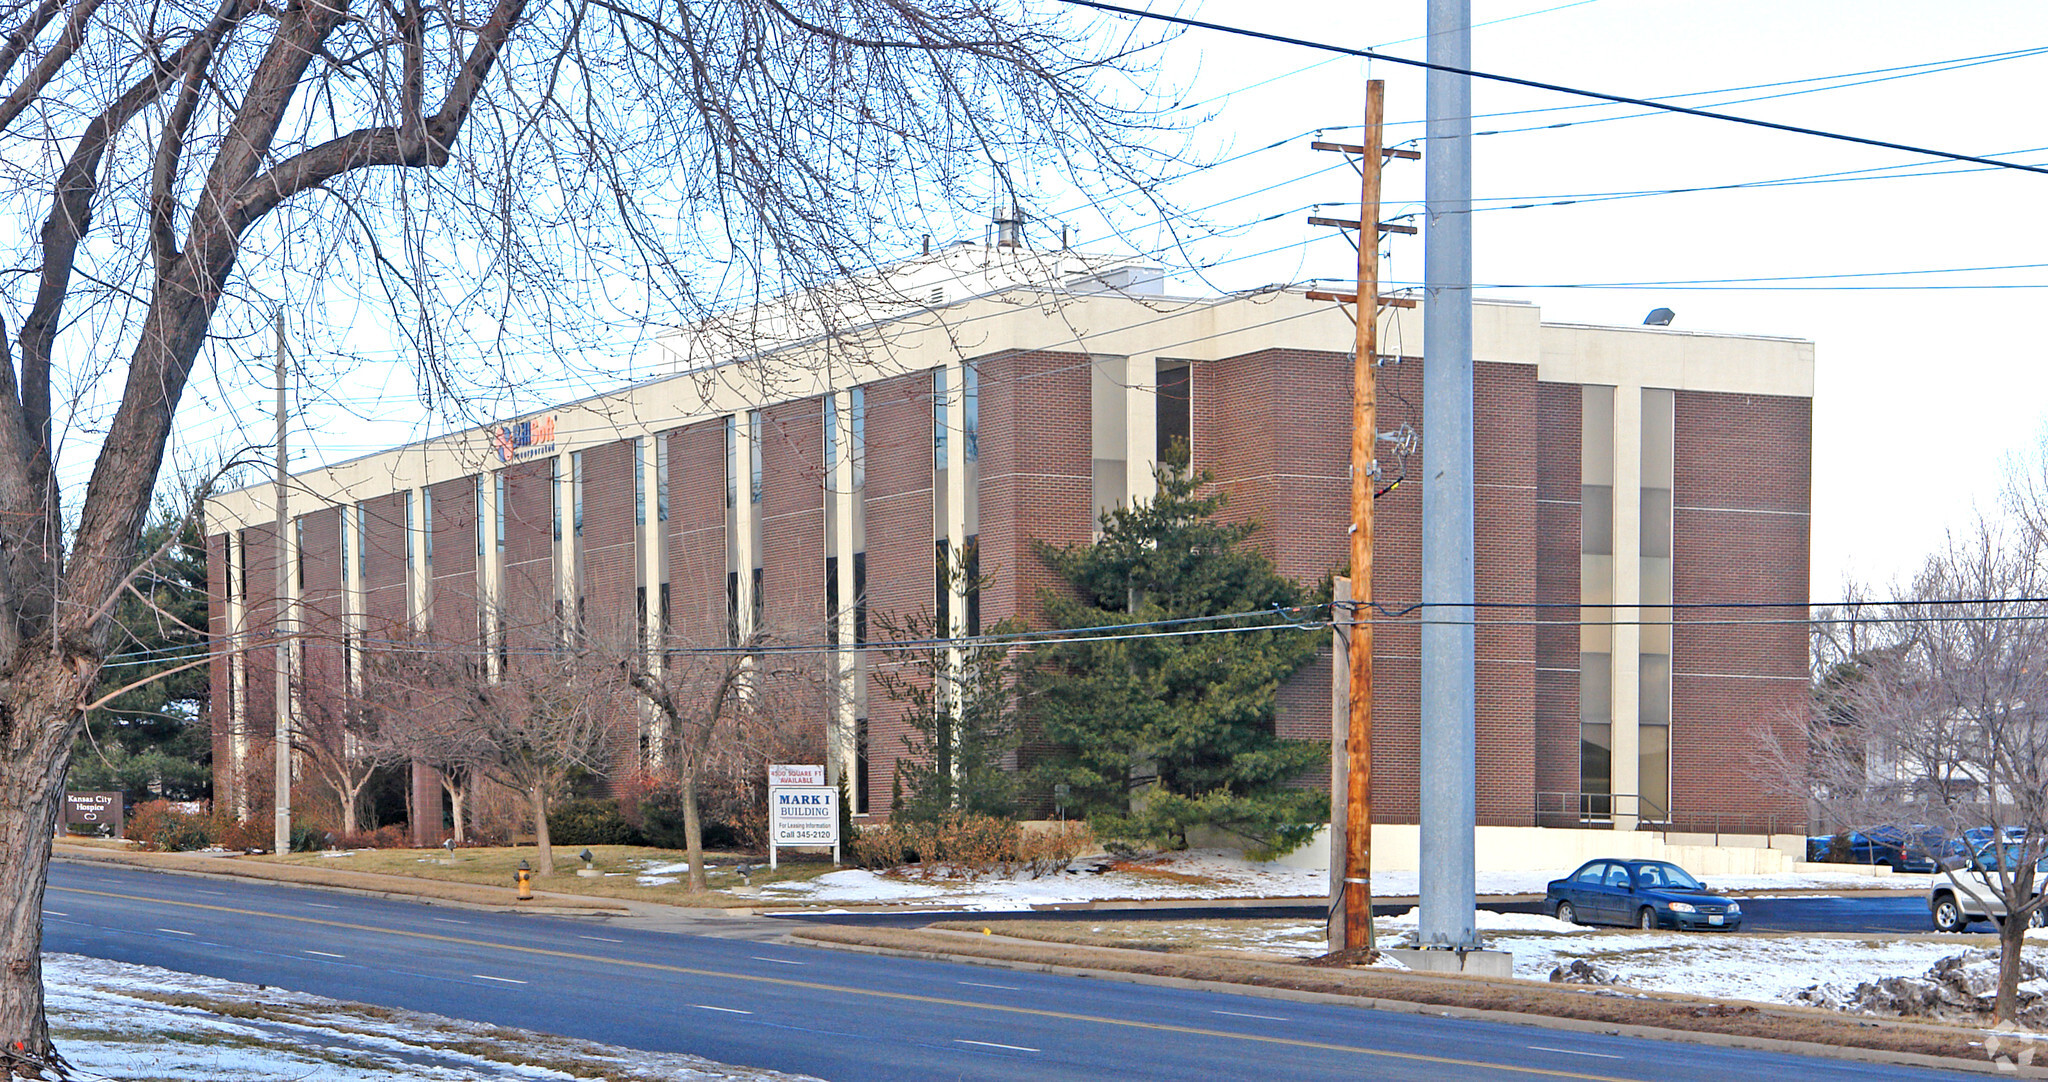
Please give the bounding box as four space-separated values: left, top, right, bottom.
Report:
1545 859 1742 931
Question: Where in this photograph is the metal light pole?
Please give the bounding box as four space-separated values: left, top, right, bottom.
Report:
1419 0 1478 951
272 309 292 858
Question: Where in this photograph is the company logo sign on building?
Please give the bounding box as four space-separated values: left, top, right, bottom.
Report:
489 414 558 464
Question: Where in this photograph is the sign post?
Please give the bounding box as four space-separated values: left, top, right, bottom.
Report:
63 792 124 839
767 764 836 870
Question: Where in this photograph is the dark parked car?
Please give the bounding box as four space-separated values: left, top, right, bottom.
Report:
1847 825 1950 873
1545 859 1742 931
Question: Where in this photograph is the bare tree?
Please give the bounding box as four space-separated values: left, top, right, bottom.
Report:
0 0 1171 1054
360 646 491 845
289 665 378 837
460 652 625 876
1799 514 2048 1023
617 624 826 893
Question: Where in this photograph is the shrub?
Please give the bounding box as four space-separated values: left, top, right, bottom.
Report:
1018 820 1093 877
850 814 1087 879
849 823 908 869
547 798 641 846
327 824 408 849
212 815 271 852
127 800 212 852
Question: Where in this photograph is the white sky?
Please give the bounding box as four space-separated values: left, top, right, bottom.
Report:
159 0 2048 606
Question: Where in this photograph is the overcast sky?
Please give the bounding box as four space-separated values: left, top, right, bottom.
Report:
169 0 2048 606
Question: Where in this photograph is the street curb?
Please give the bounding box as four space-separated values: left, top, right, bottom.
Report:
49 851 628 917
784 930 2047 1079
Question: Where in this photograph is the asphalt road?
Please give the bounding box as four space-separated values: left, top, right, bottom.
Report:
41 861 1988 1082
773 894 1943 934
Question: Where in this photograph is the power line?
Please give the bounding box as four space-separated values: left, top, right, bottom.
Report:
1056 0 2048 177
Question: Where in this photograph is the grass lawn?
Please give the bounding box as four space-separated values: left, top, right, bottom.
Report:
252 844 846 907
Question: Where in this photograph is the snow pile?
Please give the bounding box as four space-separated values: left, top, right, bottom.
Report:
759 849 1328 910
41 953 812 1081
1794 948 2048 1027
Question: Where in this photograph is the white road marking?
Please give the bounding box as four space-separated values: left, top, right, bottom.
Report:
473 975 528 984
433 918 470 925
1212 1010 1289 1021
194 890 227 896
1528 1046 1623 1060
577 935 624 943
155 928 194 936
956 1039 1039 1053
40 911 65 917
692 1005 752 1015
304 950 345 958
957 981 1020 991
750 955 804 965
304 902 339 909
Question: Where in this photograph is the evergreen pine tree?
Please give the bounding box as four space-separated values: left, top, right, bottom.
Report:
1025 446 1324 857
68 508 212 805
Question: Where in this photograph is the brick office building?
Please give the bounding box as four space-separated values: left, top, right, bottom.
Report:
205 246 1815 838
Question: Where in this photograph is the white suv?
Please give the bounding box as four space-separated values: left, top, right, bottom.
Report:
1928 853 2048 932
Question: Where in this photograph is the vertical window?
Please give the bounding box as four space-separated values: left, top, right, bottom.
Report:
634 438 647 527
1639 387 1675 820
748 410 763 504
824 394 839 470
421 489 434 569
825 555 840 645
725 570 739 646
752 566 764 625
476 476 487 557
494 473 507 553
656 436 669 522
295 518 305 590
933 367 948 467
354 504 367 581
725 416 737 509
854 717 870 815
1579 385 1615 818
852 551 868 646
403 493 414 571
935 539 950 633
965 535 981 637
1157 361 1191 460
850 387 866 491
550 459 562 543
964 364 979 463
571 451 585 536
338 511 349 588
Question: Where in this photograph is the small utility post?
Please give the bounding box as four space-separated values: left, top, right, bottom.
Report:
272 308 292 858
1308 80 1417 954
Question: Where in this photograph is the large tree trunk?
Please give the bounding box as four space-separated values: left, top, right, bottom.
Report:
530 782 552 877
684 765 705 893
0 654 94 1059
1996 911 2028 1023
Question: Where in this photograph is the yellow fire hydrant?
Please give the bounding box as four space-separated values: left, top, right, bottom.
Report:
514 859 533 901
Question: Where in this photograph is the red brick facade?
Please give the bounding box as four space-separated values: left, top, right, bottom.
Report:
208 333 1812 835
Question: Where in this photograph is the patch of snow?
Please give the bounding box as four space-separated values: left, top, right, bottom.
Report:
640 861 694 875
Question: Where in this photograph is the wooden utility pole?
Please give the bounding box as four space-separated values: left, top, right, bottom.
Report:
272 308 292 857
1308 80 1415 953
